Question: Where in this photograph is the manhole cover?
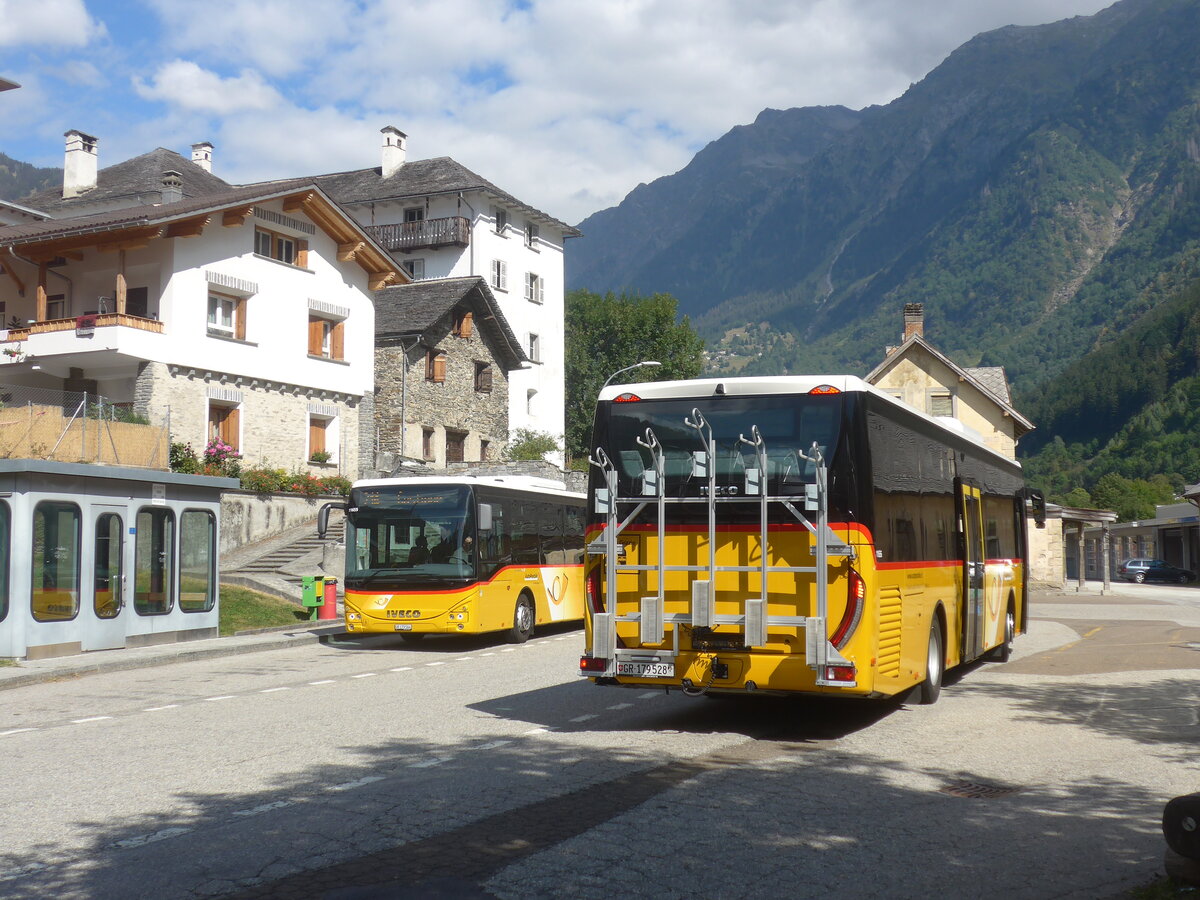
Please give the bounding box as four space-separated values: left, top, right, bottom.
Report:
939 780 1022 799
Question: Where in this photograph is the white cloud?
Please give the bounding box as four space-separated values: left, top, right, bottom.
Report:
134 61 282 114
0 0 103 47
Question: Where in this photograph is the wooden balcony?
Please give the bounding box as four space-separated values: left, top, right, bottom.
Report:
4 314 164 341
365 216 471 253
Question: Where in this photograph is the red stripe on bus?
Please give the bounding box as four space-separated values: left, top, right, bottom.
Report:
348 563 584 598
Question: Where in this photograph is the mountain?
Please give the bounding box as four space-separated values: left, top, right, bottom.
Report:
0 152 59 205
567 0 1200 500
568 0 1200 393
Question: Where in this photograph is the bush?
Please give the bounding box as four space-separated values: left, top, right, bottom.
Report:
505 429 561 461
240 466 287 493
238 466 350 497
170 442 201 474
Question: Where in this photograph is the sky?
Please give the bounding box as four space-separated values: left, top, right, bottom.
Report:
0 0 1115 225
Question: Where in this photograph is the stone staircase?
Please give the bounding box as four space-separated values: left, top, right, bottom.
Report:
222 517 344 602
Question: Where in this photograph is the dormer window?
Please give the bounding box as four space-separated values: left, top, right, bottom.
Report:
494 206 508 235
255 228 305 267
525 221 539 250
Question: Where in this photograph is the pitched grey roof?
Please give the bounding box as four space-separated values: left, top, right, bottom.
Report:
0 179 312 247
304 157 580 236
22 148 233 215
964 366 1012 405
374 276 528 370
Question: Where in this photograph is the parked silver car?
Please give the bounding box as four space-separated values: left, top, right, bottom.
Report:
1116 558 1194 584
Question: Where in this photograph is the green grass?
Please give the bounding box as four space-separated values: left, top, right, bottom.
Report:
219 584 312 636
1129 877 1196 899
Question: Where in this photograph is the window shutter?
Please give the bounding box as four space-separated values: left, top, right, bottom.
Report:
331 320 345 360
308 318 323 355
536 277 543 304
425 349 436 380
224 407 241 450
235 298 247 340
498 260 507 291
461 311 473 338
433 353 446 383
309 419 325 455
296 239 309 268
481 365 493 392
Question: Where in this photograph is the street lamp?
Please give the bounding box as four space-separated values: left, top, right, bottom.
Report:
602 360 661 390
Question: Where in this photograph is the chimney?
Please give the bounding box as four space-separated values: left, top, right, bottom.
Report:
160 170 183 204
191 141 213 173
381 126 407 178
903 303 924 341
63 129 99 198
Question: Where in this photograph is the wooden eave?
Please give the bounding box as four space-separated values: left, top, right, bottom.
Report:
20 225 166 260
284 190 405 287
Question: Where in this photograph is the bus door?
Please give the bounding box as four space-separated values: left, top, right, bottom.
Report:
957 481 986 663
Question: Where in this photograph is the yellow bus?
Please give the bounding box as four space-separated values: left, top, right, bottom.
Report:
579 375 1042 702
320 476 586 642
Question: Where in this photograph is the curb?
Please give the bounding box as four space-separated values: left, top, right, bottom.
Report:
0 624 347 692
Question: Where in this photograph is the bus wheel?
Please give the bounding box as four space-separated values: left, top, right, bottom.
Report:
989 604 1015 663
918 622 943 705
507 594 535 644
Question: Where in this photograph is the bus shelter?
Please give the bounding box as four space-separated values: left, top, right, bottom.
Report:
0 460 236 660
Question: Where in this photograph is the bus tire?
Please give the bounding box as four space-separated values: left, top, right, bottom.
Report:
507 594 535 644
918 621 943 705
988 602 1015 663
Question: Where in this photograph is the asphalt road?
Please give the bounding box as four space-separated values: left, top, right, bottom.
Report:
1 584 1198 899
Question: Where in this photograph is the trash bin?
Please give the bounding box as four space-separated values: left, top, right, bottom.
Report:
301 575 325 621
319 577 339 620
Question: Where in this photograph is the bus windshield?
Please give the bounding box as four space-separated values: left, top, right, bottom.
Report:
594 393 844 499
346 483 476 588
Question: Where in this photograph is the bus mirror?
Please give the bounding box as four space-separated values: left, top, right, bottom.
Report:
317 501 347 539
478 503 493 532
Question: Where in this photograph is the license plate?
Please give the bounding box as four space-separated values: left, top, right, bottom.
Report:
616 661 674 678
394 623 412 631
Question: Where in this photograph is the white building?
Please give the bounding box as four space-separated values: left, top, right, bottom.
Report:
306 127 580 463
0 172 404 475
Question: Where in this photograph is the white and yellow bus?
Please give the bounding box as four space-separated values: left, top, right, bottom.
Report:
579 375 1042 701
321 476 586 642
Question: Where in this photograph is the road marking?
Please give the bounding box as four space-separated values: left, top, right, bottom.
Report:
476 740 511 751
259 687 289 693
309 680 336 685
569 714 598 723
410 757 451 769
523 727 549 735
331 775 385 791
0 727 37 736
203 695 236 702
501 648 517 653
145 704 179 711
607 703 632 710
233 800 295 818
426 661 445 667
638 691 659 699
391 666 412 672
351 673 377 679
481 652 496 657
456 657 472 662
72 715 113 723
115 827 191 849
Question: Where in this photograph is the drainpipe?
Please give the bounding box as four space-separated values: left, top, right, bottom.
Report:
7 246 74 312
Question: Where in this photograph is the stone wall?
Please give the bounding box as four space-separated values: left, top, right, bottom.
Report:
135 360 361 475
1027 515 1064 588
220 490 342 555
375 317 509 467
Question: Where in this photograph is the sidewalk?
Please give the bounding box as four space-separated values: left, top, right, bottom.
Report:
0 622 346 692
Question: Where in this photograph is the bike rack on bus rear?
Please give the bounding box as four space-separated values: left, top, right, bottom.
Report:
586 408 855 686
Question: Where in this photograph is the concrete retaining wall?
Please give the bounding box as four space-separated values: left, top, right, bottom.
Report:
220 490 341 555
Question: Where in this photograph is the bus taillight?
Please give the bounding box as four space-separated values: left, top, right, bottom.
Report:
823 664 856 683
586 568 604 613
580 656 607 673
831 568 865 650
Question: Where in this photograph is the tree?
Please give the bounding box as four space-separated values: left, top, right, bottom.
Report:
505 429 561 462
564 289 705 462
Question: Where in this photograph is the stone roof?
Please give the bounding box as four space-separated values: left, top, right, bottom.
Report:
965 366 1012 405
303 157 580 236
374 276 527 370
22 148 234 215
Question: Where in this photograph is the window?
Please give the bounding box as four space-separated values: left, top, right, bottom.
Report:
47 293 66 320
528 332 541 363
208 402 240 452
525 221 539 249
308 315 345 360
401 258 425 280
527 388 537 416
446 429 466 464
94 512 123 619
404 206 425 223
255 228 306 267
491 258 508 292
0 502 7 624
480 439 490 461
493 206 508 235
135 507 174 615
452 310 474 338
425 348 447 383
32 501 81 622
474 361 493 393
309 415 335 462
125 286 149 318
207 293 247 339
524 272 544 304
422 427 435 461
929 391 953 417
179 510 216 613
